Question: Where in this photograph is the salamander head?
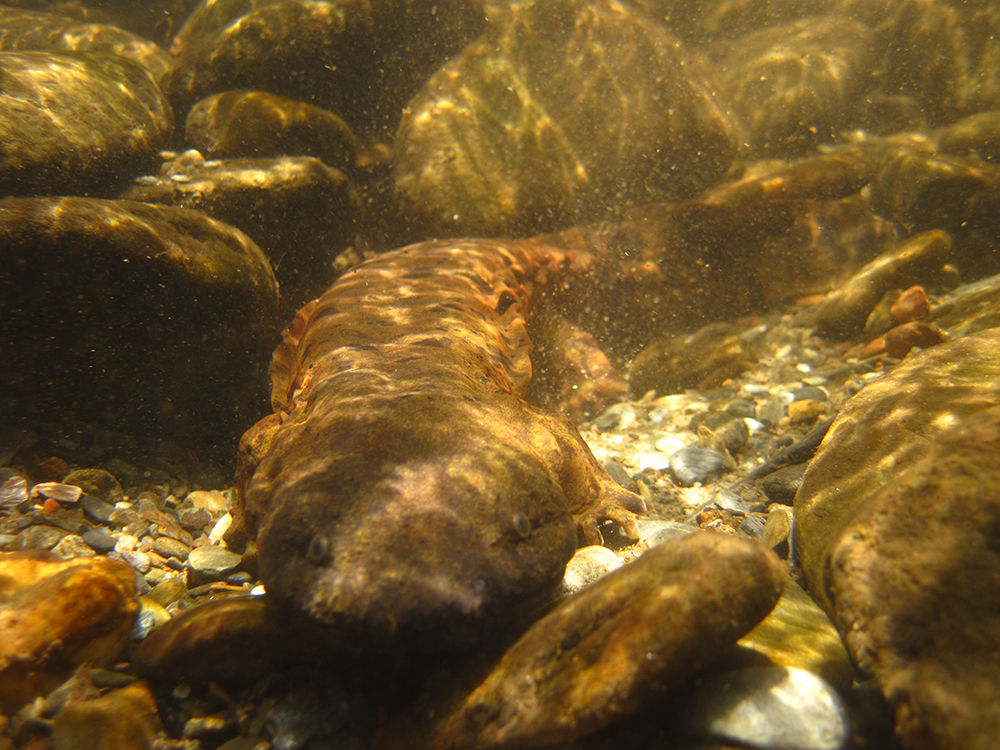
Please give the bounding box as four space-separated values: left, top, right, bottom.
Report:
253 455 578 650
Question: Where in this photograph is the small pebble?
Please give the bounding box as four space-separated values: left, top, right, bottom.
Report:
178 507 212 533
884 321 948 358
187 545 242 581
0 475 28 507
32 482 82 503
603 460 632 488
209 513 233 543
63 468 124 504
725 399 757 419
792 386 828 402
760 464 807 506
82 526 118 552
184 714 233 741
80 494 116 523
890 285 931 323
148 577 189 608
738 515 766 538
21 524 68 550
110 507 151 537
761 505 794 557
89 668 136 689
756 398 786 426
559 546 622 597
187 489 229 513
713 489 752 512
153 536 191 562
634 453 671 472
787 399 826 424
52 534 97 558
670 448 726 487
122 549 152 573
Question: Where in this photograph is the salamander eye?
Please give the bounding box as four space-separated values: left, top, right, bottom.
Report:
306 534 330 565
512 512 531 539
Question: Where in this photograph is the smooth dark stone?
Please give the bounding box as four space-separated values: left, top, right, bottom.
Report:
81 527 117 553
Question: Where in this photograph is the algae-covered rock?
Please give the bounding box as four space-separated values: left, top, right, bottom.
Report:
712 15 873 155
381 533 784 749
395 0 740 237
799 392 1000 750
169 0 375 121
0 6 174 84
185 90 361 172
169 0 483 134
796 328 1000 614
124 153 361 317
0 51 172 197
874 0 1000 124
0 196 278 454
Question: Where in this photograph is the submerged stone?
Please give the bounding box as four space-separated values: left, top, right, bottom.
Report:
0 51 172 197
0 551 139 713
395 0 739 237
169 0 484 135
381 533 785 749
0 196 278 454
713 15 873 156
123 154 360 317
684 666 849 750
185 90 360 172
168 0 376 121
796 330 1000 749
0 6 174 84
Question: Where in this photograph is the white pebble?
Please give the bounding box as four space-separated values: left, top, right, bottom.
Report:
209 512 232 544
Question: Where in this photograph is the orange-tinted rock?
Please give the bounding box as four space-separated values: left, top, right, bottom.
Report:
883 321 947 358
890 285 931 323
0 551 139 712
786 399 827 425
795 230 950 338
51 681 162 750
380 533 785 750
855 335 887 359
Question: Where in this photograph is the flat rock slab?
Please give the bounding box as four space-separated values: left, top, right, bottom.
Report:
795 329 1000 749
380 533 785 749
0 196 278 453
0 51 172 196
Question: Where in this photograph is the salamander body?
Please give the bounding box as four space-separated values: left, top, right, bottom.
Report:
232 239 645 648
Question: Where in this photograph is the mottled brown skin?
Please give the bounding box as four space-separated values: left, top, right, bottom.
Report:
232 239 645 648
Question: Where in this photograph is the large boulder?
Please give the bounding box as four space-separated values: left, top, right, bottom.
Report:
0 197 279 454
795 328 1000 749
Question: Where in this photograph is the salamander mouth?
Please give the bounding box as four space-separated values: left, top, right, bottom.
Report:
304 561 489 635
